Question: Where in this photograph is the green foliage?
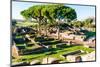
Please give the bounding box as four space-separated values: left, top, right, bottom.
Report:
54 5 77 21
83 18 94 28
71 21 83 28
69 17 95 28
21 10 31 20
21 4 77 24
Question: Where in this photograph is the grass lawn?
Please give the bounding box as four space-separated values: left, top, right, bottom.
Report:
85 31 95 40
12 26 95 64
13 35 94 64
15 35 23 38
12 45 94 63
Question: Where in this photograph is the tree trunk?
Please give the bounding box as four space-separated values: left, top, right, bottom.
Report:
57 20 60 40
38 22 41 35
58 27 60 40
37 18 41 36
45 25 48 36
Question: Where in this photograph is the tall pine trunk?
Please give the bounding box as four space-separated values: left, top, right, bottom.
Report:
57 19 60 40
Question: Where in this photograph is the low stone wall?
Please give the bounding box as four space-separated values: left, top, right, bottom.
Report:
30 60 40 65
66 55 76 62
41 57 58 64
66 51 95 62
82 51 95 61
12 45 19 58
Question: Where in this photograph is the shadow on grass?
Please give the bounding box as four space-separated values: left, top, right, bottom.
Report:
84 31 95 40
35 36 54 42
22 45 76 55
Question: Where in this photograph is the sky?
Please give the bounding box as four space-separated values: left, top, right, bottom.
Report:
12 1 96 20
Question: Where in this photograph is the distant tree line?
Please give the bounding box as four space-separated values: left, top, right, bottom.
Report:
69 17 95 28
